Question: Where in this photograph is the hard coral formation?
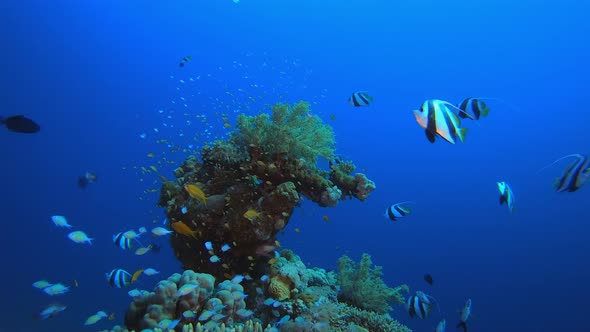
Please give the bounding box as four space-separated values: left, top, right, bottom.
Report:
337 254 409 314
158 101 376 280
124 270 249 331
110 253 410 332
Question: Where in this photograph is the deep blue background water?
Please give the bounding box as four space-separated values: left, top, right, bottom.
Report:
2 0 589 331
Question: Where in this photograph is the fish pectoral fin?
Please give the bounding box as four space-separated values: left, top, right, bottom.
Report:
425 130 436 143
457 128 468 142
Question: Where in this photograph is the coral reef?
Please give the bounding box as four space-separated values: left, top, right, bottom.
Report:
157 101 376 280
337 254 409 314
108 252 410 332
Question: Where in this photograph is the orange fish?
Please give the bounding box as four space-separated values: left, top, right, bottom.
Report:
131 269 144 283
171 221 198 239
184 184 208 205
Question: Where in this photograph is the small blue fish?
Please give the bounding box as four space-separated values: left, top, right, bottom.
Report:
221 244 231 252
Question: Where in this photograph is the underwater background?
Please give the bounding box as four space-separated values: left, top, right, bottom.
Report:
2 0 589 331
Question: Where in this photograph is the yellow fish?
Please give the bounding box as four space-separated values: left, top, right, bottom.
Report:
171 221 199 239
184 184 207 205
131 269 144 283
150 165 158 172
147 153 154 158
243 209 262 221
223 123 232 128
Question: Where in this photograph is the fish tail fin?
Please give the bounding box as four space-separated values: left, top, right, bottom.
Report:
87 238 95 245
536 154 583 174
456 321 467 332
481 107 490 117
191 231 199 239
458 127 468 142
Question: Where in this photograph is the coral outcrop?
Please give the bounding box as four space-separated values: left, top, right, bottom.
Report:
157 101 376 280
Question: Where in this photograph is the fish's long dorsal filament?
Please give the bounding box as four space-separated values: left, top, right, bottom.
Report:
536 154 583 174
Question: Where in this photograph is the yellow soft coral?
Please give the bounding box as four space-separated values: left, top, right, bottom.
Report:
268 275 292 301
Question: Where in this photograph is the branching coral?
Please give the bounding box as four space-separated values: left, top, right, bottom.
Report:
232 101 335 164
336 254 409 314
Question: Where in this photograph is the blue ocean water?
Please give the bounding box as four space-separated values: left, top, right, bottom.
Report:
2 0 589 331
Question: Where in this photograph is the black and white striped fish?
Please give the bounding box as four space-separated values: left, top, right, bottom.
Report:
348 92 373 107
553 154 590 192
384 201 415 221
497 181 515 213
457 98 490 120
407 291 435 319
413 99 468 144
113 232 132 250
106 269 132 288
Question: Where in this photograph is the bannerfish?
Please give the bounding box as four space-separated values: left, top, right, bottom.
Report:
457 299 472 332
435 319 446 332
551 154 590 192
68 231 94 245
106 269 132 288
348 91 373 107
384 201 415 221
456 98 490 120
497 181 515 213
0 115 40 133
413 99 468 144
424 273 434 285
179 56 192 67
113 232 133 250
407 291 436 319
78 171 97 188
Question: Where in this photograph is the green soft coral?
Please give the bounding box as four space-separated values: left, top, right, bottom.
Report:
337 254 409 314
232 101 335 165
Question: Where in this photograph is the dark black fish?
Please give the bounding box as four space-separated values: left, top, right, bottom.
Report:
424 273 433 285
1 115 40 133
149 243 161 254
78 171 98 188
